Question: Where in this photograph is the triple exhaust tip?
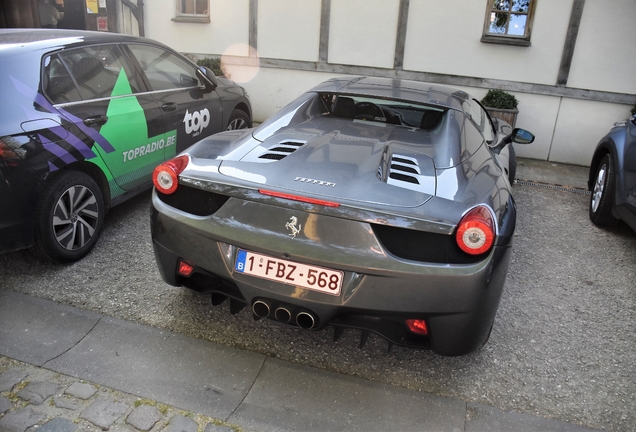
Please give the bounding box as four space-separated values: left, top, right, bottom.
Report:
251 300 316 329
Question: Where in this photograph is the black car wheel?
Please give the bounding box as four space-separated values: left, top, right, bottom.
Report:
226 109 251 130
33 171 105 263
589 154 619 226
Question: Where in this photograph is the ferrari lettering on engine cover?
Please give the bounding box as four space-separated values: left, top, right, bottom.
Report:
294 177 336 187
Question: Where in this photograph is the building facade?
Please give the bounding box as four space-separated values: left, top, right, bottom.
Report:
105 0 636 165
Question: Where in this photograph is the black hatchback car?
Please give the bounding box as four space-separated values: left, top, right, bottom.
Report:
0 29 252 262
588 114 636 232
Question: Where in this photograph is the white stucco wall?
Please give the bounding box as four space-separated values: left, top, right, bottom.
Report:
549 99 631 166
144 0 250 56
403 0 574 85
239 69 341 121
257 0 322 62
141 0 635 166
328 0 400 68
567 0 636 94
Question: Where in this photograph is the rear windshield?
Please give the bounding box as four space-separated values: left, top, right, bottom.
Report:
320 93 447 131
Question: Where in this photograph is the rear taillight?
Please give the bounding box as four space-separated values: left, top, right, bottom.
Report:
0 139 18 159
455 205 496 255
153 155 189 195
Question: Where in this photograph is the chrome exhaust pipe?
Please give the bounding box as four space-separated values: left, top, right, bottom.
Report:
274 307 292 323
296 312 316 329
252 300 271 318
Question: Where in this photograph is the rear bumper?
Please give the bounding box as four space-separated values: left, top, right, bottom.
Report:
151 192 514 356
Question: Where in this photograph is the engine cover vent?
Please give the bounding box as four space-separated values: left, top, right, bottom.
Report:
258 141 305 162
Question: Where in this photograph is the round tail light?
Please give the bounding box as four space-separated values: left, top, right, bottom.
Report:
456 205 496 255
152 155 189 195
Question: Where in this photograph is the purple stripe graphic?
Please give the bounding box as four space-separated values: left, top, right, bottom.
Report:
50 125 96 159
21 107 96 160
11 76 116 154
48 161 59 172
41 137 77 165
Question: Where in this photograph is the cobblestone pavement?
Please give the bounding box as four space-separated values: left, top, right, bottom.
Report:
0 357 237 432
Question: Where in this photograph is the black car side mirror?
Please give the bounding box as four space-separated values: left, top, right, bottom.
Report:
196 66 219 92
631 114 636 126
492 128 535 153
511 128 535 144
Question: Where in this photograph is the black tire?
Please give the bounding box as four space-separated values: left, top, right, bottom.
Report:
32 171 105 263
589 154 619 226
508 144 517 184
226 109 252 131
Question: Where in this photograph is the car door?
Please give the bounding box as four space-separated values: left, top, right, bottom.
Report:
46 43 166 192
125 43 223 156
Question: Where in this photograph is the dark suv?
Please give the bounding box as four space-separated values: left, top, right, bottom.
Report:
0 29 252 262
588 114 636 232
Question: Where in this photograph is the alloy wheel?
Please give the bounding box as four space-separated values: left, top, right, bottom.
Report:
591 163 607 213
52 185 99 251
227 118 247 130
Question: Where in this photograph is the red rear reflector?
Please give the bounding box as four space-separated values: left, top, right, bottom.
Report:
153 155 189 195
259 189 340 207
456 205 496 255
177 260 194 277
405 319 428 335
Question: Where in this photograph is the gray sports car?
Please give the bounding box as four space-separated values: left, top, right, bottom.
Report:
150 77 534 356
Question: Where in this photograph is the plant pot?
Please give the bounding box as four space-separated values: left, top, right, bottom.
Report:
485 107 518 127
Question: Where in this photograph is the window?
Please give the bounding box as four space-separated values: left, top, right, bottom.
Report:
45 45 141 104
173 0 210 23
463 99 496 143
127 44 200 92
481 0 536 47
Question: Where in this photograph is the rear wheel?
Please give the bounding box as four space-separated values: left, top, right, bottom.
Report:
32 171 105 263
589 154 618 226
226 109 251 130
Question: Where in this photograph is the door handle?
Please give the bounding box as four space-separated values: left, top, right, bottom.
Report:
83 115 108 127
161 103 177 112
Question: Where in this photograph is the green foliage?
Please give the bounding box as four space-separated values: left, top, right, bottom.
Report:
196 57 223 77
480 89 519 110
631 103 636 116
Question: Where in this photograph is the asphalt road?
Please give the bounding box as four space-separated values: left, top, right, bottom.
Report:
1 183 634 431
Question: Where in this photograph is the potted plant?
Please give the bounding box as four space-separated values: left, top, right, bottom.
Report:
481 89 519 127
631 103 636 116
196 57 224 77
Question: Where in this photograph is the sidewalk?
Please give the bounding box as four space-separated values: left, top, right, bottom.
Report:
0 289 598 432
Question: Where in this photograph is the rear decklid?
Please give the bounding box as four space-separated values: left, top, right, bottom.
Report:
218 120 437 208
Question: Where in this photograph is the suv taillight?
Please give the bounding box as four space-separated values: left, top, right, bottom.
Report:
0 139 18 159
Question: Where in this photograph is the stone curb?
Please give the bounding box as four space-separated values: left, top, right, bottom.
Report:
0 357 240 432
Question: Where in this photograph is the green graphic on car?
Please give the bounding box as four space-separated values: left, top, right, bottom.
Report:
89 68 177 194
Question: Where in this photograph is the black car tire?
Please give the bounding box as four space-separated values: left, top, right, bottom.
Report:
589 154 619 226
508 144 517 184
226 109 252 130
32 170 105 263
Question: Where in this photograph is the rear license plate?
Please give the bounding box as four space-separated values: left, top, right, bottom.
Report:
235 250 343 296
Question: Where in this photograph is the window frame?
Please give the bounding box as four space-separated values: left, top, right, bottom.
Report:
172 0 210 23
480 0 537 47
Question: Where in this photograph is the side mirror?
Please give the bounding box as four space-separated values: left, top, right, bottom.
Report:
492 127 535 153
196 66 218 92
511 128 535 144
631 114 636 126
